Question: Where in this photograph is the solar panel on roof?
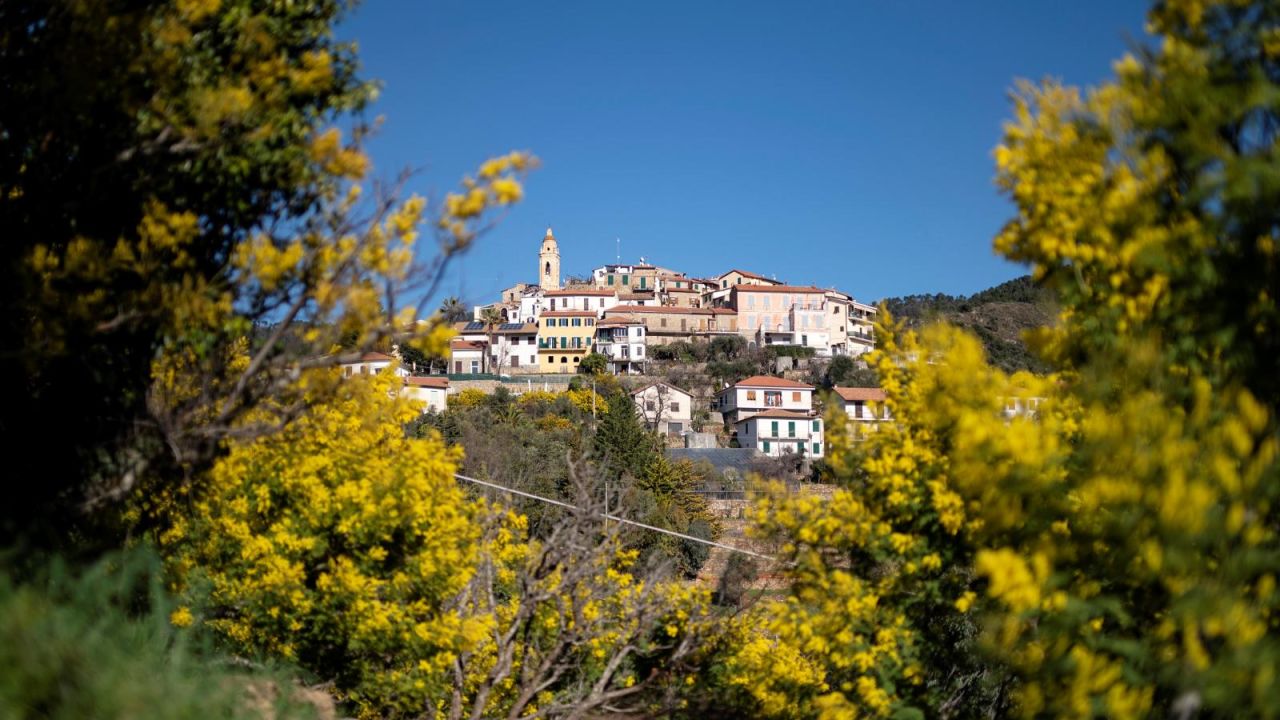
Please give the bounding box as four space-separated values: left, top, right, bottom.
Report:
499 323 524 331
463 321 485 331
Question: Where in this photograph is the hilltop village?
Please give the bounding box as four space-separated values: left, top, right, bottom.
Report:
458 227 879 375
343 227 898 463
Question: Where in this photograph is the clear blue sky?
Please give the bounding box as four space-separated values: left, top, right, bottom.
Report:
339 2 1148 306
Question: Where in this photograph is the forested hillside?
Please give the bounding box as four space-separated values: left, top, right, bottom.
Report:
883 275 1055 372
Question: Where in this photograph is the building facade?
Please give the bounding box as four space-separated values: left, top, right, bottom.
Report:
537 310 597 372
714 375 815 424
601 305 737 344
403 376 449 413
632 382 694 436
595 317 647 374
735 410 824 458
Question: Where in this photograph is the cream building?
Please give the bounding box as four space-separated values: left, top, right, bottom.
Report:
632 382 694 436
403 376 449 413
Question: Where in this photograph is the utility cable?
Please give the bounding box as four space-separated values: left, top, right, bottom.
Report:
454 472 776 561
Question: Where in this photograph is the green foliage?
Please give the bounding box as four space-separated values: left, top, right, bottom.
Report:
0 548 319 720
821 355 878 389
0 0 370 547
578 351 608 375
882 275 1054 373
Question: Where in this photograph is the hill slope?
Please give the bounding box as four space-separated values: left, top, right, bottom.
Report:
882 276 1055 373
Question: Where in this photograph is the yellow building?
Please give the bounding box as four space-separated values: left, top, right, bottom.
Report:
538 310 597 373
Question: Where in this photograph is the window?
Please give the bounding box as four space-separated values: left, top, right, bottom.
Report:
572 318 581 327
669 421 683 434
550 299 556 311
470 360 479 373
813 442 821 455
763 296 771 310
587 319 594 326
660 318 667 327
608 275 614 285
787 421 795 437
639 277 646 288
746 390 757 401
812 420 820 431
545 261 551 276
573 356 579 363
561 356 567 363
622 275 630 285
669 402 680 412
636 346 643 357
792 391 801 402
765 391 782 407
681 318 687 331
771 421 779 436
646 400 655 411
561 336 567 348
762 440 770 452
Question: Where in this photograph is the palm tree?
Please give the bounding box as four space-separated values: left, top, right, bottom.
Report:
479 306 506 374
439 296 469 323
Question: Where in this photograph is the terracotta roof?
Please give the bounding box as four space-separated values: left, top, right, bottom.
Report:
665 287 699 293
358 351 395 362
597 317 643 327
734 409 816 423
630 382 692 398
604 304 734 315
449 339 486 351
405 376 449 388
541 310 597 317
834 387 887 402
718 269 781 283
731 284 827 294
544 288 616 297
731 375 814 390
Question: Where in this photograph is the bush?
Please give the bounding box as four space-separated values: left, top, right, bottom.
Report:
0 550 319 720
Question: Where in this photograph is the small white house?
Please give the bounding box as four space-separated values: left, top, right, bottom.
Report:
596 317 647 374
735 410 824 458
490 322 540 374
449 339 487 374
833 387 891 422
632 383 693 436
403 376 449 413
714 375 814 424
340 352 409 378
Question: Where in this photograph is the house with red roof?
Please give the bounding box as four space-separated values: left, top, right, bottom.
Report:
734 409 824 458
833 386 891 422
714 375 815 424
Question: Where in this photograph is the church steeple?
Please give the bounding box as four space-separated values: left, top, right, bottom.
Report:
539 227 561 290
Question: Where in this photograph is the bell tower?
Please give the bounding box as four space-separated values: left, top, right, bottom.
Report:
539 227 561 290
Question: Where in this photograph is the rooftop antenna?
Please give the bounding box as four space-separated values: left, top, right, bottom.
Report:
616 237 620 263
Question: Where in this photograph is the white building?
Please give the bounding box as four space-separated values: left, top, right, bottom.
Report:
849 301 877 356
735 410 824 458
403 376 449 413
833 387 891 422
539 288 618 315
489 322 540 374
632 382 694 436
595 317 647 374
714 375 814 424
340 352 409 378
449 339 486 374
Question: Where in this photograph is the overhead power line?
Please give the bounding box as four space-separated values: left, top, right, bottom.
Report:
453 472 777 562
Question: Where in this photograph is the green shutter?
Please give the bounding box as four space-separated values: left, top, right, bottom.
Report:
788 421 795 437
813 443 821 455
771 421 778 436
608 275 614 285
762 440 770 452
